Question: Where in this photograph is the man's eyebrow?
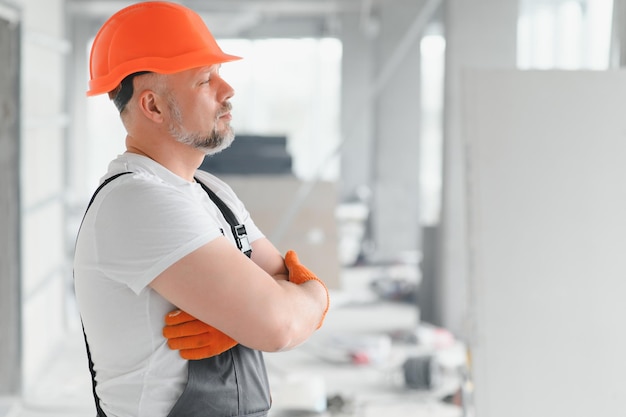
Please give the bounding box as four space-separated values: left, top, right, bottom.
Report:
199 64 221 74
194 66 219 80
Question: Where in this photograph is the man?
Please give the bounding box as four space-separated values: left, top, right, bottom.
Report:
73 2 329 417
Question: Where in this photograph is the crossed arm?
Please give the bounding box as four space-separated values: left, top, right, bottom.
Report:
150 236 328 353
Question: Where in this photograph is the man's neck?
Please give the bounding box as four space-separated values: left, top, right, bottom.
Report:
126 138 205 182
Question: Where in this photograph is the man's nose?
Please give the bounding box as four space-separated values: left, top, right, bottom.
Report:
218 77 235 102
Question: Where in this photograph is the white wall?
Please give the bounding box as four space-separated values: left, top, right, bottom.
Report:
464 69 626 417
439 0 518 336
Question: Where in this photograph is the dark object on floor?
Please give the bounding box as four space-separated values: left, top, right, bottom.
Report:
370 277 417 302
403 355 438 390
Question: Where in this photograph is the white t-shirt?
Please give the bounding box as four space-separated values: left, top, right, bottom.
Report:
74 153 264 417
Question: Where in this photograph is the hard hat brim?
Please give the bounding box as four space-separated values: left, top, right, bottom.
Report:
87 51 242 97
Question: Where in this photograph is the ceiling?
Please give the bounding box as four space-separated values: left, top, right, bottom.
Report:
66 0 402 38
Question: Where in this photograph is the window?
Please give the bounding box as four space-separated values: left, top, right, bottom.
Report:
518 0 614 69
219 38 342 181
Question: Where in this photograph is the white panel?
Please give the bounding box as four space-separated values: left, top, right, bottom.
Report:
223 175 341 289
464 70 626 417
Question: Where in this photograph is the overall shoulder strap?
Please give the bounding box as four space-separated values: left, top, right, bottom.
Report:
78 171 131 417
85 172 132 212
194 177 252 258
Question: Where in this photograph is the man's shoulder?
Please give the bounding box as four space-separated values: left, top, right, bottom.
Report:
194 170 233 194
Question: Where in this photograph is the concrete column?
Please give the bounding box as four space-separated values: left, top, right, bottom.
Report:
338 13 375 202
340 0 431 262
369 0 424 261
17 0 71 393
0 3 21 395
611 0 626 66
439 0 518 336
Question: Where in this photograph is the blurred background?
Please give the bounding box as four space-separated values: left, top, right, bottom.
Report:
1 0 625 416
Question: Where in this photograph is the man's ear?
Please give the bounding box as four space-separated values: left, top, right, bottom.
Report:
137 90 165 123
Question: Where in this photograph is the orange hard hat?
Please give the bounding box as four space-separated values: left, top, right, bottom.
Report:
87 1 241 96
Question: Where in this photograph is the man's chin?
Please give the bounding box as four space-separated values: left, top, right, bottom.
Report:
201 136 234 156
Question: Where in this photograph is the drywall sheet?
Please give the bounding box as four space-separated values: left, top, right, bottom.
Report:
464 70 626 417
222 175 341 289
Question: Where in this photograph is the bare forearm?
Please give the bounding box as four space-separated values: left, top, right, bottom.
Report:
273 272 289 281
251 238 288 281
270 279 328 350
253 250 329 350
153 239 327 353
221 276 327 352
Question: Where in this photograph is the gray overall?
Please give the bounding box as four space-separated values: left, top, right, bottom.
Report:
166 347 271 417
78 172 271 416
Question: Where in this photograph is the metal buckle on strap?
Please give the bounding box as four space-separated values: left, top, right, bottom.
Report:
233 224 252 258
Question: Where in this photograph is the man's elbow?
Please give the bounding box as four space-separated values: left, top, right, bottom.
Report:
255 315 303 352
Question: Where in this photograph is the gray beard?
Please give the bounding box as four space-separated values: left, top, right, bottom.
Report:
172 125 235 156
167 96 235 155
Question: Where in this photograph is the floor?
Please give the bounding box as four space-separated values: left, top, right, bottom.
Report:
2 266 469 417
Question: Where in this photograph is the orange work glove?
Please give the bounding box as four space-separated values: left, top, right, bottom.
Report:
284 250 330 329
163 309 237 360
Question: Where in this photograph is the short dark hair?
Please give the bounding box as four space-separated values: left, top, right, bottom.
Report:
109 71 151 112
